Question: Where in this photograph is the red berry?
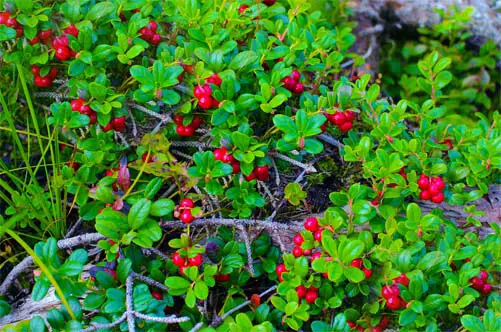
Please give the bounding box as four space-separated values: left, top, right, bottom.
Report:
275 263 287 276
29 36 40 45
190 116 201 129
39 29 52 41
332 112 346 125
291 70 301 82
296 285 307 299
55 46 71 61
379 316 389 328
112 116 127 131
180 209 194 224
238 5 249 14
470 276 484 290
263 0 276 5
382 285 400 299
311 252 322 261
347 321 356 328
0 12 10 25
71 98 84 111
245 172 256 181
479 270 489 281
428 183 441 196
102 122 114 132
362 268 373 279
48 67 58 79
293 233 304 246
222 153 234 164
172 252 186 267
206 73 222 86
431 192 444 203
179 265 188 276
304 217 319 232
393 274 410 287
214 148 227 161
180 198 194 209
142 152 153 163
386 295 401 310
345 110 356 121
140 27 153 39
52 35 69 48
232 162 240 174
188 254 203 266
420 190 431 200
431 177 445 191
443 139 453 150
292 246 303 257
350 258 363 269
282 76 295 91
255 165 269 181
87 112 97 125
482 283 492 295
194 85 206 98
314 230 322 241
31 65 40 76
148 21 158 32
216 273 230 282
173 114 183 125
339 121 352 132
64 24 79 37
198 95 214 109
293 83 304 94
151 291 163 300
305 291 318 304
151 34 161 45
417 174 430 189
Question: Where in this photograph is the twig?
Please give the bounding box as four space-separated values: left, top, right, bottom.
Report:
161 218 303 232
269 152 316 173
142 247 171 262
82 312 127 332
131 271 169 292
171 141 209 148
130 103 171 122
237 225 255 277
64 218 83 238
134 312 190 324
210 286 277 327
189 321 205 332
127 106 138 138
0 233 104 295
126 275 136 331
318 133 344 148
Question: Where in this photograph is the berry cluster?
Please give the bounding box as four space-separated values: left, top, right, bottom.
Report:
296 285 319 304
469 270 492 295
52 25 79 61
139 21 161 45
71 98 97 124
275 263 288 282
382 273 410 310
0 12 22 37
194 74 222 109
417 174 445 203
175 198 196 224
291 217 320 258
102 116 126 132
29 29 52 45
350 258 373 279
244 165 270 182
173 115 201 137
171 251 203 275
214 147 240 174
32 65 57 88
281 70 304 94
323 109 356 133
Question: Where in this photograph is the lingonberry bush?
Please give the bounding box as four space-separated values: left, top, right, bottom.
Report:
0 0 500 331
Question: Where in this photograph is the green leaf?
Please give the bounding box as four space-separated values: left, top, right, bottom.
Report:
230 51 259 70
340 240 364 264
461 315 485 332
128 198 151 229
456 295 475 308
86 2 116 20
126 45 145 59
150 198 175 217
83 293 106 310
0 26 16 41
130 65 154 85
116 259 132 283
194 280 209 300
435 71 452 89
32 279 50 301
399 309 418 326
273 115 296 133
30 316 46 332
344 267 365 283
165 277 191 294
406 203 422 224
232 132 250 151
144 178 163 198
95 210 130 240
58 261 83 276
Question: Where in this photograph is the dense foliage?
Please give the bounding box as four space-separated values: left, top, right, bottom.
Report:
0 0 500 331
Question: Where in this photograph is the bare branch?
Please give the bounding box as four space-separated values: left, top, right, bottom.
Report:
82 312 127 332
134 312 190 324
